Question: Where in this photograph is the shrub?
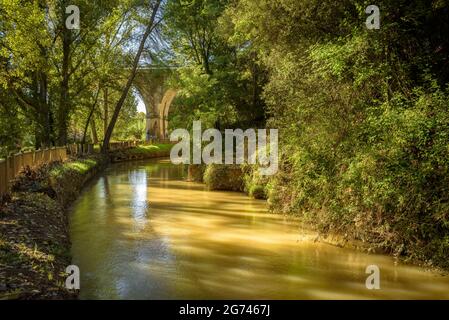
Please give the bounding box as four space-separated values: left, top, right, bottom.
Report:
187 164 206 182
242 164 269 199
204 164 243 191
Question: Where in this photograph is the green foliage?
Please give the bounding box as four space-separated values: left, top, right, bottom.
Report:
242 164 269 199
187 164 206 182
0 94 32 157
226 0 449 267
11 154 107 206
50 159 99 177
204 164 243 191
127 144 173 155
164 0 267 131
0 0 149 151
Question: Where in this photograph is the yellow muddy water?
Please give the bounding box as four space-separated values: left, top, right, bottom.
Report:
69 159 449 300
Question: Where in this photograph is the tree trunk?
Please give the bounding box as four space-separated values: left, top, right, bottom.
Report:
36 71 53 148
82 86 101 145
58 4 71 146
103 87 109 138
91 116 99 144
102 0 161 152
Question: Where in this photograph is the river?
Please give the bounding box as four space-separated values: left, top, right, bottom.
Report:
69 159 449 299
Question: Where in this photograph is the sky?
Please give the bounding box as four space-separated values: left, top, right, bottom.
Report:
137 95 146 113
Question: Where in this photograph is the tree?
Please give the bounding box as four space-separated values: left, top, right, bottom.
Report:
103 0 162 152
226 0 449 266
163 0 267 131
0 0 147 152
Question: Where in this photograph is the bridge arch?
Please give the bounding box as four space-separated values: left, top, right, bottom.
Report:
133 67 177 141
159 89 177 139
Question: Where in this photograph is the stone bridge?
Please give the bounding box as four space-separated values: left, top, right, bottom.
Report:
133 66 177 141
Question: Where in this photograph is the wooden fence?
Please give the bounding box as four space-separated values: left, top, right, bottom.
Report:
0 147 68 195
0 140 140 196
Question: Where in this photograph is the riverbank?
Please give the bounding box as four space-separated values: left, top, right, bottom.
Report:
110 144 172 162
0 144 174 299
0 154 108 299
188 163 449 272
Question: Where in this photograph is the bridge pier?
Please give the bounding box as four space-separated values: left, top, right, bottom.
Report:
134 68 177 143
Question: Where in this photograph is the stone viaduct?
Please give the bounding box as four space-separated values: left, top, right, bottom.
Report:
133 66 177 141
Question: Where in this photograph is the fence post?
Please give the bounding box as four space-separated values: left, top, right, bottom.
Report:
13 153 21 177
8 155 13 190
0 160 6 195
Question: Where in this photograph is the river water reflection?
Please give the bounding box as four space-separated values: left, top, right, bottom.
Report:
69 159 449 299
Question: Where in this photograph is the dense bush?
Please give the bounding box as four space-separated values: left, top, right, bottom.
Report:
204 164 244 191
242 164 269 199
225 0 449 267
187 164 206 182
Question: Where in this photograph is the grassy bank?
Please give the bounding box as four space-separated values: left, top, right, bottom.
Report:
0 154 108 299
191 163 269 200
110 143 173 162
